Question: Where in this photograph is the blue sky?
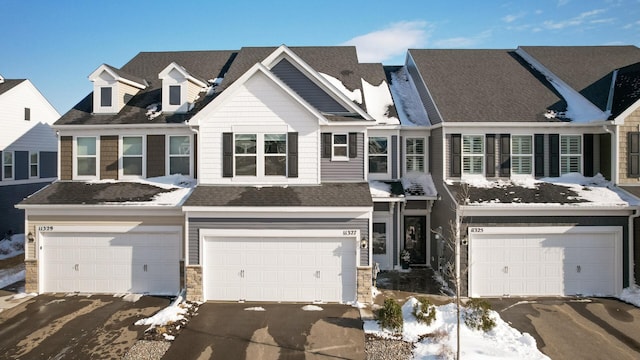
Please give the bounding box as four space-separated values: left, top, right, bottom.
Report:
1 0 639 114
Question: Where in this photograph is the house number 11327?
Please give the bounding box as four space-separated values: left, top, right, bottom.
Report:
342 230 357 236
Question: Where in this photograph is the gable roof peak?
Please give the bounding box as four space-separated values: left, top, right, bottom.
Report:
88 63 147 89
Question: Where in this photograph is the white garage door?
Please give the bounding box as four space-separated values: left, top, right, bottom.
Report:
203 236 357 302
42 232 180 295
469 226 622 297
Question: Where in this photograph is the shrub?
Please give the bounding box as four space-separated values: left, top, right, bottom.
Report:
463 298 496 332
378 298 403 333
413 296 437 325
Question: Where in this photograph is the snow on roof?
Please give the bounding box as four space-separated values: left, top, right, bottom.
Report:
88 174 196 206
361 79 399 124
451 173 639 207
369 180 394 198
401 172 437 198
389 67 430 126
320 72 362 104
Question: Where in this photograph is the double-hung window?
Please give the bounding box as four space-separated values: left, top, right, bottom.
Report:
332 134 348 160
511 135 533 175
406 137 425 172
122 136 144 177
169 135 191 176
169 85 181 106
560 135 581 174
100 87 112 107
3 151 13 180
264 134 286 176
462 135 484 175
76 137 97 177
368 137 388 174
29 152 39 178
235 134 257 176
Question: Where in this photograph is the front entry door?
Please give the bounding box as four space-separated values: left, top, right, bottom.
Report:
372 222 392 270
404 216 426 264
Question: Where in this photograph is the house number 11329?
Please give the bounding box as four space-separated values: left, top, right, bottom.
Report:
37 226 54 231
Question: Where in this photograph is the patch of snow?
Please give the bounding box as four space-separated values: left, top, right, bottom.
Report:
365 297 549 359
389 67 430 126
0 234 24 260
302 304 323 311
361 79 399 124
320 73 362 104
9 292 36 300
619 285 640 307
0 269 24 289
88 175 196 206
163 333 175 341
372 286 381 298
369 180 393 197
145 103 162 120
244 306 266 311
135 294 188 330
117 293 143 302
401 172 437 197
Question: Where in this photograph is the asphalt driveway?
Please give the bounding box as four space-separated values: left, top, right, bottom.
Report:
0 293 170 359
162 302 365 360
488 297 640 360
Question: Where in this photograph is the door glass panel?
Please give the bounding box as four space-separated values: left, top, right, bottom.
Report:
404 216 426 264
373 223 386 255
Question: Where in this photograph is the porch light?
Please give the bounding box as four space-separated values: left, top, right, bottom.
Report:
360 237 368 249
27 232 35 243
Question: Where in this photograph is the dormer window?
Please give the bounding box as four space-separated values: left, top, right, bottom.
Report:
89 64 146 114
159 62 207 114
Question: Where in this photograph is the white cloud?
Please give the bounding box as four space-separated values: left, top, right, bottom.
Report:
502 12 526 23
558 0 570 6
432 30 492 48
542 9 606 29
342 21 430 63
623 20 640 29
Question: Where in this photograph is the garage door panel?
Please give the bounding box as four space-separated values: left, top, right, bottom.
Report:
470 228 620 297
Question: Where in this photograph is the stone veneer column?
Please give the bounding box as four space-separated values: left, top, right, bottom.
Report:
25 259 38 293
357 267 373 304
185 265 203 302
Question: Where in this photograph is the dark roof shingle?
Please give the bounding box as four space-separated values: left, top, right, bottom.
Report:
19 181 175 205
0 79 26 97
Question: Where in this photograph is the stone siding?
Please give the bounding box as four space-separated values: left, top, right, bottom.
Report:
185 266 203 302
357 267 373 303
25 259 38 293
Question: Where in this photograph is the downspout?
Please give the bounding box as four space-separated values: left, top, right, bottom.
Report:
629 208 640 288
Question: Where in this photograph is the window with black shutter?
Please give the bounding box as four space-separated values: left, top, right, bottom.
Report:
450 134 461 177
629 132 640 177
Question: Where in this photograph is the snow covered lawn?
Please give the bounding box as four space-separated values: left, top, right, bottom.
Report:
365 296 549 360
0 233 24 261
134 293 199 341
0 234 26 290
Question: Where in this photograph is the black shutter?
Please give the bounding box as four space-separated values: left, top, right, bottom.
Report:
534 134 544 177
288 132 298 178
549 134 560 177
629 132 640 177
349 133 358 158
450 134 461 177
0 150 2 181
499 134 511 177
485 134 495 177
583 134 594 177
322 133 331 158
222 132 233 177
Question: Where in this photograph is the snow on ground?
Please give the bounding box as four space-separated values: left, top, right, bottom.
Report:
0 234 24 260
620 285 640 307
0 269 25 289
135 294 189 330
244 306 266 311
389 67 430 126
301 305 323 311
365 297 549 360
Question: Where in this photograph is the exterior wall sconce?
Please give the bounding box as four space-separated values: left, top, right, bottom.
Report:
360 237 368 249
27 232 35 243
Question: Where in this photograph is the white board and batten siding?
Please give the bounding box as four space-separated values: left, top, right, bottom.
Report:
198 71 320 185
0 80 59 151
468 226 623 297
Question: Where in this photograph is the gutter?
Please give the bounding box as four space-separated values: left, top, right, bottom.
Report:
629 208 640 287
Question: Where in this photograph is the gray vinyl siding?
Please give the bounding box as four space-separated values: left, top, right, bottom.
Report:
188 217 369 266
40 151 57 178
271 59 348 113
406 54 441 124
391 135 398 179
0 182 51 235
393 203 399 267
321 133 364 181
14 151 28 180
461 216 630 295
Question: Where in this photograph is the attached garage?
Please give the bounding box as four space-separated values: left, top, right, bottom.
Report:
201 229 358 303
469 226 623 297
40 226 181 295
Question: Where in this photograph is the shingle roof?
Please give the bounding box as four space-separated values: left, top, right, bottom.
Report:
408 49 564 123
519 46 640 112
448 182 588 205
19 181 175 205
55 50 238 125
103 64 147 87
184 183 373 207
0 79 26 97
612 62 640 118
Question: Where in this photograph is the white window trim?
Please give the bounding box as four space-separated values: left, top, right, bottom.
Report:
511 135 533 176
119 135 146 179
73 136 100 180
166 135 193 177
234 133 288 179
29 151 39 179
368 136 391 180
560 134 582 175
405 136 426 173
332 133 349 161
3 151 14 180
462 134 484 176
